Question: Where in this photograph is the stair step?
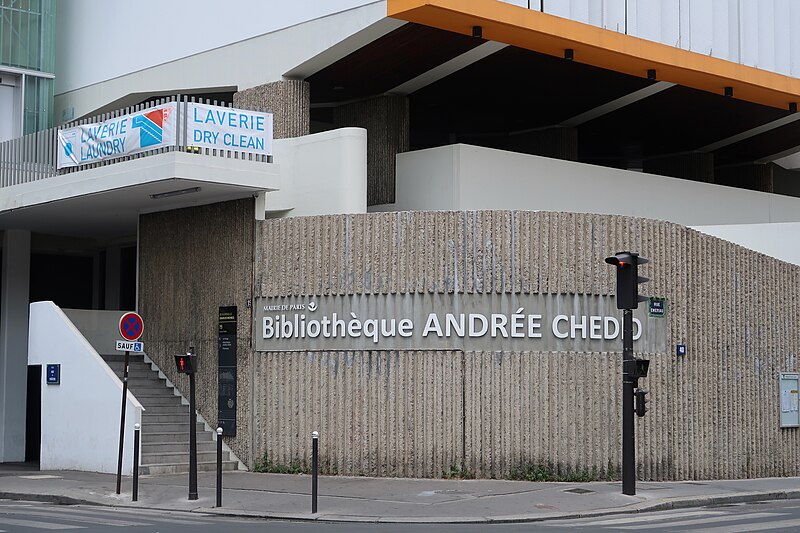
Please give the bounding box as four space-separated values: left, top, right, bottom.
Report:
134 402 189 413
113 374 157 381
143 413 193 423
142 451 226 464
107 362 153 369
132 389 181 398
142 441 217 454
126 382 170 390
112 368 163 383
142 432 213 444
102 354 146 363
146 421 205 430
100 353 237 476
140 461 238 476
140 404 188 414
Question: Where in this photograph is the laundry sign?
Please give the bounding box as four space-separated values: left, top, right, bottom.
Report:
56 102 273 170
57 103 177 169
187 102 273 156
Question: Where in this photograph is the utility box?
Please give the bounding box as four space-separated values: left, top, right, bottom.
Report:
779 373 800 428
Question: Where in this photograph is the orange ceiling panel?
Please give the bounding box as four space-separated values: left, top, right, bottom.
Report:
388 0 800 110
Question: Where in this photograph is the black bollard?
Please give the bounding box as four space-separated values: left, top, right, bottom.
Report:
216 427 223 507
132 423 140 502
311 431 318 514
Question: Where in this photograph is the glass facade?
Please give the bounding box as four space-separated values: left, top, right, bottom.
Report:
0 0 55 133
0 0 55 72
22 72 51 133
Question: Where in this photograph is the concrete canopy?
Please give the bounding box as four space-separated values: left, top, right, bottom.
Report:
299 1 800 189
0 152 279 240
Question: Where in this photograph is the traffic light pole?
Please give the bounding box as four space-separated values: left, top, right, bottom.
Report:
188 368 198 500
622 309 635 496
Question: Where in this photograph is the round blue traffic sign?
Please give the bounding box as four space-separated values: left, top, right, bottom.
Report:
119 312 144 341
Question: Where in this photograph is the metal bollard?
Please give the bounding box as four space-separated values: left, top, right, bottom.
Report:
311 431 319 514
216 427 223 507
132 423 140 502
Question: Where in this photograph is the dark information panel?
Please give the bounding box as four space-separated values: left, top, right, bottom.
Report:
218 306 237 436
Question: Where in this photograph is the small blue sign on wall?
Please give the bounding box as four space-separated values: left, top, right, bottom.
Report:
46 364 61 385
676 344 687 356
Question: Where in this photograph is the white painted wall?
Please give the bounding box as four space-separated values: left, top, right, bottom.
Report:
692 222 800 266
55 0 380 95
28 302 143 474
501 0 800 78
54 2 387 122
377 144 800 227
266 127 367 217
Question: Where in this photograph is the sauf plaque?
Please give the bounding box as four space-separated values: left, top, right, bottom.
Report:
218 306 237 436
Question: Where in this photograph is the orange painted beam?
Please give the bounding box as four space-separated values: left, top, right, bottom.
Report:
388 0 800 111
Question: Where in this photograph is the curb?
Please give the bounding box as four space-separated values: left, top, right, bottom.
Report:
189 489 800 524
0 492 100 507
2 488 799 524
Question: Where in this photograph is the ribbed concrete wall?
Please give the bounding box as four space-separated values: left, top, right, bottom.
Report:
334 95 409 206
253 211 800 480
234 80 310 139
138 199 255 465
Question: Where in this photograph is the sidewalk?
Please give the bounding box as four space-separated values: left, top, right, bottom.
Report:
1 463 800 523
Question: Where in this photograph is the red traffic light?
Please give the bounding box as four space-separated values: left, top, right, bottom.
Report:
605 253 634 267
605 251 649 310
174 353 197 374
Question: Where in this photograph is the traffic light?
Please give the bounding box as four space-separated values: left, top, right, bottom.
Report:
605 251 649 309
634 388 649 417
623 358 650 384
174 352 197 374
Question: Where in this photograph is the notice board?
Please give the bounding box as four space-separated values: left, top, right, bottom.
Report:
218 306 237 436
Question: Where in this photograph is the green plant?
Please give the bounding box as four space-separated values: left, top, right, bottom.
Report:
442 463 474 479
509 463 616 482
252 453 308 474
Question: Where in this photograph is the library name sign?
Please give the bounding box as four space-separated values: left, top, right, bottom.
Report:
253 293 667 353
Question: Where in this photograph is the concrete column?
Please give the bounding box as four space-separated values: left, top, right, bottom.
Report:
334 95 410 206
507 127 578 161
104 246 121 310
0 229 30 462
233 80 310 139
643 152 715 183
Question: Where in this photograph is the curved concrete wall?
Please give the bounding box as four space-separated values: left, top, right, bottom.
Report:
140 204 800 480
254 211 800 480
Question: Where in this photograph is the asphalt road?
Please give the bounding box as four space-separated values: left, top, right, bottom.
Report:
2 499 800 532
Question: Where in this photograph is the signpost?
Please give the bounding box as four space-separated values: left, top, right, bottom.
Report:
116 312 143 495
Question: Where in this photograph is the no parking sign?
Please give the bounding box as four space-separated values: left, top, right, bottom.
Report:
119 312 144 341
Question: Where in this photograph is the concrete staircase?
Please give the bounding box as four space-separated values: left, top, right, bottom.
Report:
101 354 239 475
